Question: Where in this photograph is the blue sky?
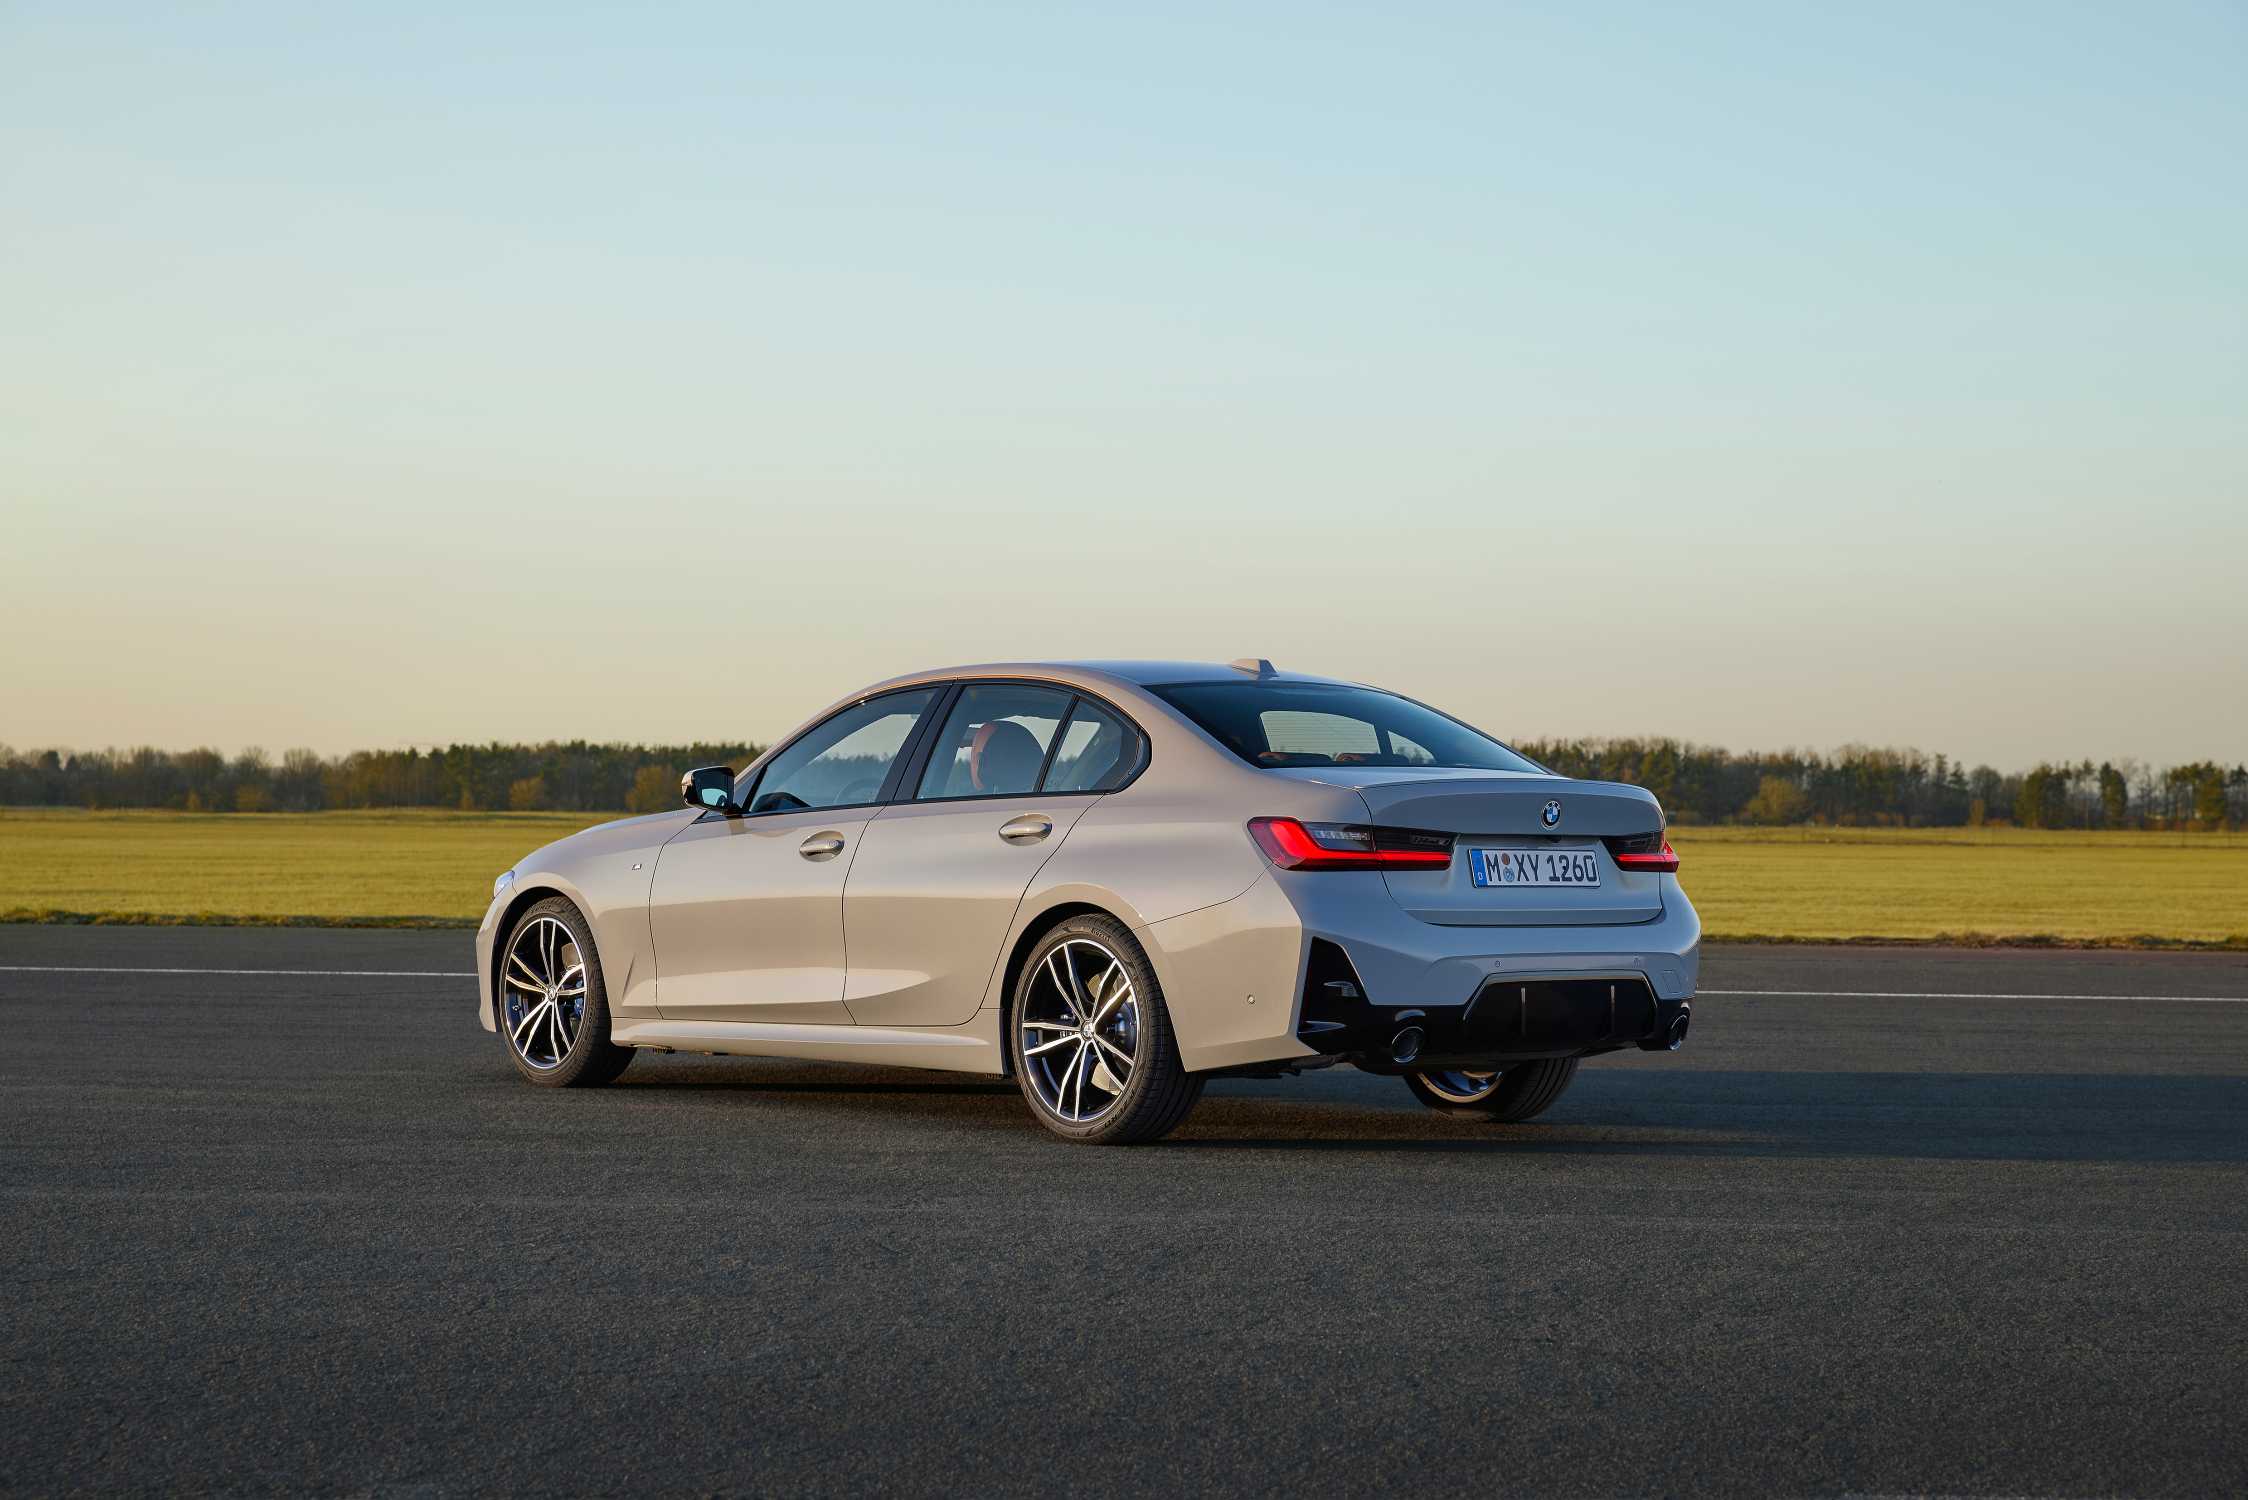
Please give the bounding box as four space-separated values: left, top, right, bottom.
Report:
4 2 2242 765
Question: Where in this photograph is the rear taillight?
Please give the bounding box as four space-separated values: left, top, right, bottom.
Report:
1605 831 1680 874
1247 817 1454 871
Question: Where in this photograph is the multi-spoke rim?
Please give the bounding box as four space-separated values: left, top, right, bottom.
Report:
501 915 586 1071
1019 938 1139 1125
1420 1068 1503 1104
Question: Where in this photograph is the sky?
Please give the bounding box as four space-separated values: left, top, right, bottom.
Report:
3 1 2243 769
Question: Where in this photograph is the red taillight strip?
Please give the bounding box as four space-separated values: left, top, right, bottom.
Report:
1612 841 1680 874
1247 817 1453 871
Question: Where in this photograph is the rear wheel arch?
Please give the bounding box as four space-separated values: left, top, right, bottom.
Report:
1004 911 1202 1143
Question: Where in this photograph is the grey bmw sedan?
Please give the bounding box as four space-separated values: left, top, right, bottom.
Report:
477 660 1697 1143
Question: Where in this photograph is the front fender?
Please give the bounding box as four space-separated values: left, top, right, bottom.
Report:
476 872 610 1031
477 813 685 1030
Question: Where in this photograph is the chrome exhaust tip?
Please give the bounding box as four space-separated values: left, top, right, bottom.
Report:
1638 1008 1690 1052
1390 1026 1426 1065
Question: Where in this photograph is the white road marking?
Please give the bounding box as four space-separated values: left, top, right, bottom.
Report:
0 967 2240 1002
0 965 474 978
1702 987 2247 1004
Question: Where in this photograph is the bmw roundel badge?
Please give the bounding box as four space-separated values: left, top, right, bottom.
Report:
1541 800 1562 829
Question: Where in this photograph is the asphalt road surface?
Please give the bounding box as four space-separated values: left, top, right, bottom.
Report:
4 928 2245 1498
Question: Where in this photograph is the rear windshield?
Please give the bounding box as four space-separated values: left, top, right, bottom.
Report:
1149 681 1541 773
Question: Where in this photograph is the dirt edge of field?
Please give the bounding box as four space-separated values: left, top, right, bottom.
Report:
6 906 2244 951
1699 930 2248 953
1 908 478 930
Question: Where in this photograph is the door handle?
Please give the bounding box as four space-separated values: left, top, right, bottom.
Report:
998 814 1053 845
798 833 847 860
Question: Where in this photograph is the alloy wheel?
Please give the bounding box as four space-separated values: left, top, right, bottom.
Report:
1418 1069 1502 1104
1019 938 1140 1124
501 915 586 1071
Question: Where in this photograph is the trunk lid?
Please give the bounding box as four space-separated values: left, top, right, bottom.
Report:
1268 768 1668 927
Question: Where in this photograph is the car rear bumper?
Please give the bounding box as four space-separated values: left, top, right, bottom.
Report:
1302 972 1692 1074
1138 868 1700 1073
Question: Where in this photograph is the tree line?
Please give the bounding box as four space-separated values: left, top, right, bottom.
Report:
1511 740 2247 830
1 738 2242 829
0 742 764 816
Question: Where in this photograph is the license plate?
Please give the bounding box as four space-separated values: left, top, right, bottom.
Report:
1469 847 1601 888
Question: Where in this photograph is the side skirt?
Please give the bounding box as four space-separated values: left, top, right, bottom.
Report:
609 1016 1004 1076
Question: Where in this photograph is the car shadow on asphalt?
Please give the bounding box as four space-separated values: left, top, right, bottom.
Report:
1181 1070 2248 1163
1177 1074 2248 1169
602 1056 2248 1164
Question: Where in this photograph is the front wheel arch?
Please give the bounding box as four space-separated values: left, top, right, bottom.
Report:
495 893 635 1087
484 881 584 1027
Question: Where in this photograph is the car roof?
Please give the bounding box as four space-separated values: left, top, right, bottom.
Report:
858 660 1359 695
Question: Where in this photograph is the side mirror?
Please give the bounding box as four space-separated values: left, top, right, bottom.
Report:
681 766 740 815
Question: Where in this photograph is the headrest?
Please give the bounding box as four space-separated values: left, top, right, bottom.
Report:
969 719 1045 792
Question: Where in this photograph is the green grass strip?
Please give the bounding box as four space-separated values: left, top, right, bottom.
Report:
4 906 2240 949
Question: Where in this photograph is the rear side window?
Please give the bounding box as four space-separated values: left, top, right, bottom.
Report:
917 685 1074 799
1045 698 1146 792
1152 681 1538 773
912 685 1149 799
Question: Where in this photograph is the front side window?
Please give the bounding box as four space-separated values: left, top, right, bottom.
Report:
744 689 937 813
1150 681 1539 772
915 685 1074 800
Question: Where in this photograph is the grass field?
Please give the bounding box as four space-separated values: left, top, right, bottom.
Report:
1672 824 2247 946
2 809 2244 947
0 810 591 927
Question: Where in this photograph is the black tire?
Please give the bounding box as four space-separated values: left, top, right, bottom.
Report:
1404 1058 1578 1122
1007 914 1202 1145
497 895 635 1088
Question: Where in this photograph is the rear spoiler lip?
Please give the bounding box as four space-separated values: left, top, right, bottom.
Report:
1343 776 1668 843
1259 767 1646 796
